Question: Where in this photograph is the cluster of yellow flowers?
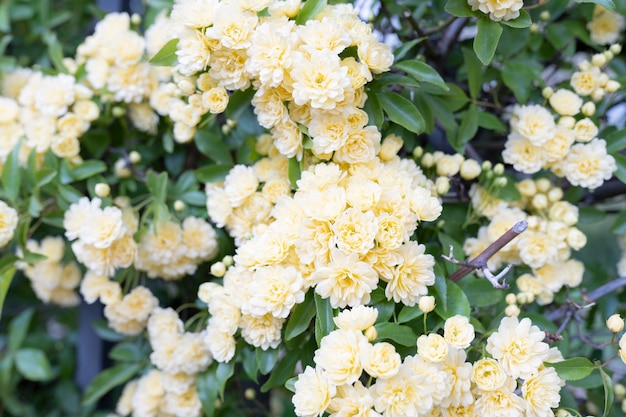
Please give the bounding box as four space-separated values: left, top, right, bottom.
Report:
16 237 81 306
503 45 621 190
0 69 100 165
293 306 564 417
465 178 586 305
168 0 393 160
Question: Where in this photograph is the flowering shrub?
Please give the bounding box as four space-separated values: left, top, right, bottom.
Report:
0 1 626 417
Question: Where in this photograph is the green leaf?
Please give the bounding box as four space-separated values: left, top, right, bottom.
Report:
295 0 327 25
8 309 34 352
458 277 504 307
0 266 16 321
256 348 279 375
28 194 42 217
477 110 507 132
397 305 424 324
35 167 57 187
2 144 21 202
195 164 233 183
261 349 299 392
393 60 449 91
574 0 616 12
491 173 522 202
613 153 626 184
149 38 179 66
499 10 532 28
71 160 107 181
195 130 233 165
376 92 425 134
363 91 383 128
462 47 483 100
393 38 425 62
197 368 218 417
179 191 206 207
314 292 334 346
288 157 301 190
474 17 503 65
57 184 83 204
545 357 594 381
215 361 235 399
444 0 479 17
612 211 626 235
452 104 478 151
607 128 626 153
15 348 54 382
108 342 144 362
146 171 169 203
224 87 254 121
374 323 418 346
45 34 68 73
501 59 541 104
285 291 315 341
82 363 142 406
599 366 614 417
436 280 470 319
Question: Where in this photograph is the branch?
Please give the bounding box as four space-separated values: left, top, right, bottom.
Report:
444 220 528 284
585 276 626 303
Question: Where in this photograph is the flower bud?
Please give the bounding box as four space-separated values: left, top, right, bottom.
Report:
364 325 378 342
603 50 614 61
542 86 554 99
131 13 141 25
505 304 520 317
481 160 492 171
610 44 622 55
558 116 576 129
529 23 539 33
114 159 131 178
566 227 587 250
173 200 186 212
535 177 551 193
435 176 450 195
226 119 237 128
591 53 607 67
517 179 537 197
591 88 605 102
493 163 504 176
581 102 596 117
539 10 550 21
460 159 481 180
412 146 423 159
380 134 404 161
604 80 621 93
112 106 126 118
421 153 435 168
129 151 141 164
578 60 591 71
94 183 110 198
244 388 256 400
532 193 548 210
177 79 195 96
222 255 234 267
606 314 625 333
419 295 436 313
547 187 563 202
505 293 517 305
615 383 626 400
210 262 226 277
494 177 508 188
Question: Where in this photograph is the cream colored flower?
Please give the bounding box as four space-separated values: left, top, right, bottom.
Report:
549 89 582 116
573 118 598 143
444 315 475 349
522 367 564 417
246 265 304 318
240 312 284 350
502 132 546 174
327 381 376 417
333 305 378 331
474 377 526 417
486 316 549 379
467 0 524 21
293 366 336 417
417 333 448 363
385 241 435 306
472 358 506 392
357 34 394 74
370 362 436 416
314 329 369 386
587 5 625 45
571 66 601 96
0 200 18 248
361 342 401 379
332 207 378 255
511 104 556 146
558 138 616 189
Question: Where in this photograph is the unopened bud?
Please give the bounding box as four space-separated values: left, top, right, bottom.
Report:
529 23 539 33
129 151 141 164
112 106 126 118
418 295 436 313
131 13 141 25
605 80 621 93
505 293 517 305
226 119 237 128
210 262 226 277
505 304 520 317
547 187 563 202
542 87 554 99
493 163 504 176
494 177 508 188
421 153 435 168
606 314 625 333
481 160 492 171
532 193 548 210
222 255 234 267
94 183 111 198
380 134 404 161
610 44 622 55
244 388 256 400
222 124 231 135
435 176 450 195
578 60 592 71
177 80 196 96
558 116 576 129
173 200 186 212
603 50 614 61
539 10 550 21
615 383 626 400
591 53 607 67
412 146 423 159
580 102 595 117
364 325 378 342
517 179 537 197
460 159 481 180
591 88 605 102
535 177 551 193
114 159 131 178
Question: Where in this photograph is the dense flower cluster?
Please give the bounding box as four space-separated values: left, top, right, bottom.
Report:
293 308 564 417
168 0 393 159
465 178 586 304
502 46 620 189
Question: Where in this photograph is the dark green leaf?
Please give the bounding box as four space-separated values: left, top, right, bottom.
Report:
574 0 616 11
393 38 425 62
288 157 301 190
28 194 42 217
195 130 234 165
71 160 107 181
314 292 334 346
45 35 68 73
458 277 504 307
216 361 235 399
197 368 218 417
225 87 254 121
477 111 507 132
2 144 21 202
397 305 424 324
436 280 470 318
377 92 426 134
256 348 279 375
195 164 233 183
500 10 532 28
0 266 16 321
501 59 541 104
599 366 614 417
613 153 626 184
8 309 34 352
146 171 168 203
35 167 57 187
242 347 258 382
108 342 144 362
82 363 142 406
363 91 384 128
374 323 418 346
452 104 478 151
607 129 626 153
179 191 206 207
474 17 503 65
15 348 54 382
295 0 327 25
261 350 299 392
433 264 448 311
445 0 480 17
462 47 483 100
149 38 179 66
545 357 594 381
57 184 83 204
393 60 449 91
611 210 626 235
285 291 315 341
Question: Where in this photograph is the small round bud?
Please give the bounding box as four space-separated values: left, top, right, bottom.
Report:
542 86 554 99
505 304 520 317
221 124 231 135
380 134 404 161
114 196 130 208
517 179 537 197
244 388 256 401
516 292 528 305
591 88 605 102
526 215 540 229
591 53 607 67
131 13 141 25
418 295 436 313
558 116 576 129
114 159 131 178
421 152 435 168
210 262 226 277
603 50 614 61
505 293 517 305
581 102 596 117
412 146 423 159
112 106 126 118
173 200 186 212
436 220 445 229
578 60 591 71
555 410 575 417
604 80 621 93
586 401 599 416
529 23 539 33
226 119 237 128
94 183 111 198
598 73 609 87
222 255 234 267
493 163 504 176
535 177 551 193
606 314 624 333
615 383 626 400
539 10 550 21
531 193 548 210
364 325 378 342
547 187 563 202
460 159 481 180
481 160 492 171
129 151 141 164
177 79 195 96
435 176 450 195
494 177 508 188
610 43 622 55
